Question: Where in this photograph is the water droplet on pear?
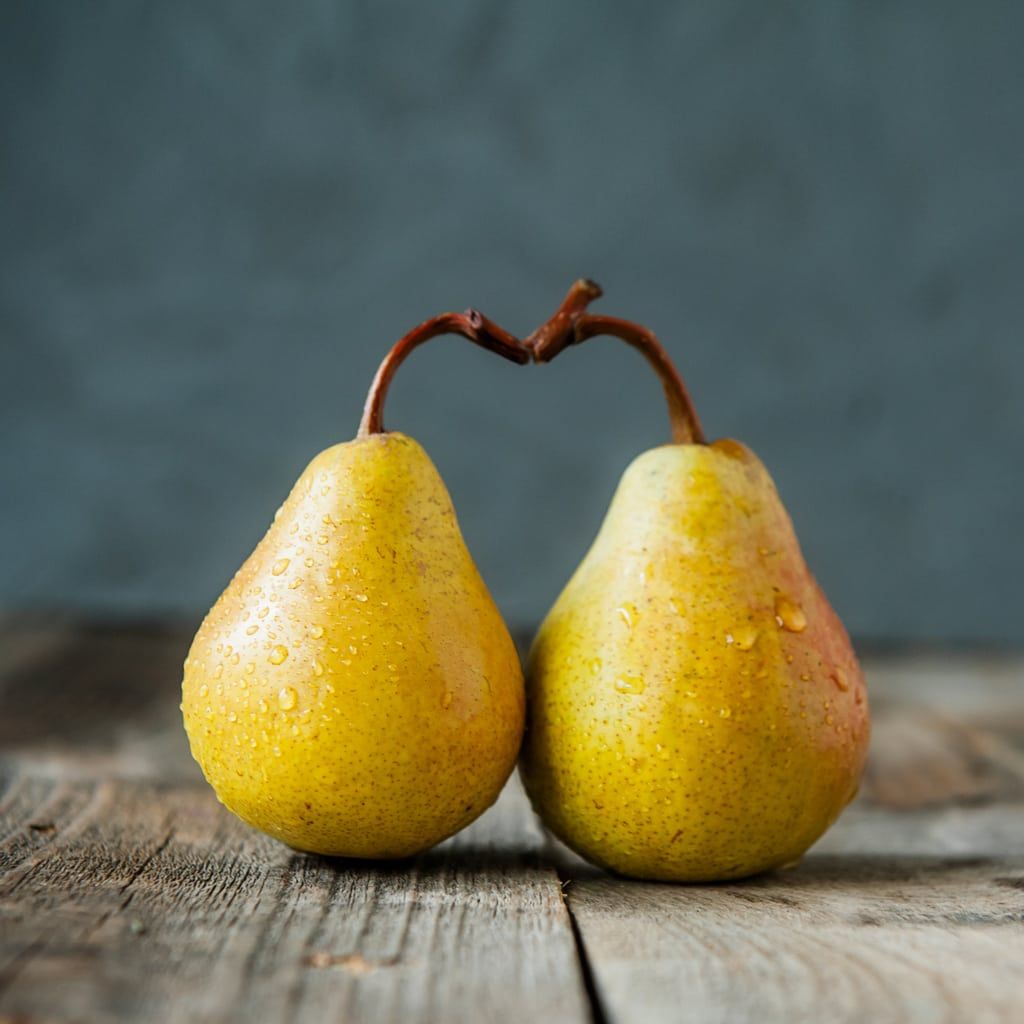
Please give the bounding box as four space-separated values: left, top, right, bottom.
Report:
774 594 807 632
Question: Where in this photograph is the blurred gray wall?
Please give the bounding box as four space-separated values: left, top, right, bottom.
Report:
2 2 1022 643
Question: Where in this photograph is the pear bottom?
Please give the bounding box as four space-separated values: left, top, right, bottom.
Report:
201 712 521 860
520 732 857 883
520 650 866 883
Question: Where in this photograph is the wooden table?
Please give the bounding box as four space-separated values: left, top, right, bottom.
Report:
1 620 1022 1023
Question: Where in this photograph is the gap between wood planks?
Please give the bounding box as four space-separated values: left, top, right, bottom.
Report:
559 867 611 1024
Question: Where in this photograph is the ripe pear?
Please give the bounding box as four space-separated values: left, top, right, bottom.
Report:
182 312 526 858
520 287 869 882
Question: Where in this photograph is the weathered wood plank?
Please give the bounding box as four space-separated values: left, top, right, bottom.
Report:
3 622 1024 1024
0 622 590 1023
0 619 198 782
564 654 1024 1024
566 849 1024 1024
0 772 590 1024
865 654 1024 728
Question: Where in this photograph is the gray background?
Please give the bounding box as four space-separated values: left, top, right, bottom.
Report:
2 2 1022 643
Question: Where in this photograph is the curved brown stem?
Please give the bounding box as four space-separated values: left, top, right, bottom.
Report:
572 315 705 445
524 278 603 358
358 309 528 437
533 308 706 446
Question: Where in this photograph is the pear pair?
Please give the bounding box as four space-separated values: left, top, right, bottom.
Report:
181 284 869 881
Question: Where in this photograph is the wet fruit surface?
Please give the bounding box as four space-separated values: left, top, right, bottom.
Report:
182 433 525 858
521 440 869 882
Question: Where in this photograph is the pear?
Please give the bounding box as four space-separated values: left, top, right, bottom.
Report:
182 311 527 858
519 285 869 882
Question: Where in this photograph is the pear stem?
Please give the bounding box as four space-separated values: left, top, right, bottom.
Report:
524 278 603 358
528 285 706 445
358 310 528 437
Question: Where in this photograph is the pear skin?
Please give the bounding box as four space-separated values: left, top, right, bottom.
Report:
182 433 524 858
520 439 869 882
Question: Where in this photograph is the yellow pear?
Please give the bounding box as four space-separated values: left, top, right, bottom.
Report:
182 311 526 858
520 284 869 882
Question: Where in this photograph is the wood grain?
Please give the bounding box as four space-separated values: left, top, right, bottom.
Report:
0 620 588 1024
566 849 1024 1024
2 620 1024 1023
563 654 1024 1024
0 773 589 1024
